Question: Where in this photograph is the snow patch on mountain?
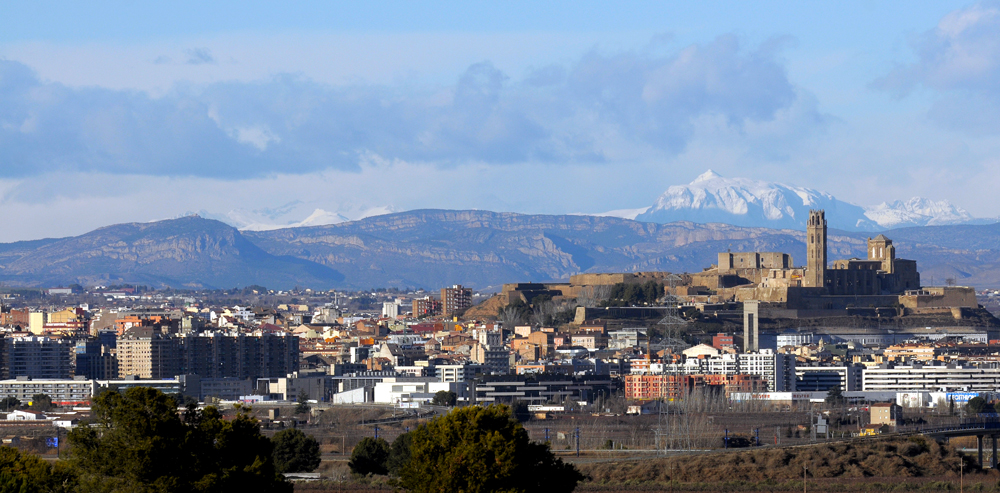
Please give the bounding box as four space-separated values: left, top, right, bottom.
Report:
204 202 397 231
863 198 973 228
586 207 651 220
635 170 870 230
633 170 988 231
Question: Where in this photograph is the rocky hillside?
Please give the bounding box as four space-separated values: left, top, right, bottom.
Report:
245 209 869 289
0 216 344 289
2 210 1000 290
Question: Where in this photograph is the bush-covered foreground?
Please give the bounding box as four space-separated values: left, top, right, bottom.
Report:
579 436 994 491
0 387 325 493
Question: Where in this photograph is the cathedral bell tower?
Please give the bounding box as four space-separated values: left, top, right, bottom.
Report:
804 210 827 289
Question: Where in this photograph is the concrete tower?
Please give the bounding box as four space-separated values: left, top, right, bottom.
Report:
804 210 827 289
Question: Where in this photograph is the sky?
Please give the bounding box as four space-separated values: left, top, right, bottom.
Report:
2 1 1000 241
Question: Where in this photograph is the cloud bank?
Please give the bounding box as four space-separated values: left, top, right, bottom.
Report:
0 35 822 179
874 2 1000 133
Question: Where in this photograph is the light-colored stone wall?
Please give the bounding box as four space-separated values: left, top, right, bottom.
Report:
899 286 977 309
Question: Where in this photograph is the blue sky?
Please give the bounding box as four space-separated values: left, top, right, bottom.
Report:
1 1 998 241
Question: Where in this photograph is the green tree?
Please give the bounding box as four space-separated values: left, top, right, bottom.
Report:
0 445 75 493
30 394 52 412
967 396 988 414
349 437 389 476
294 391 311 415
68 387 290 493
386 432 412 476
431 390 457 407
398 404 584 493
271 429 321 473
0 397 20 412
825 387 845 406
511 401 531 422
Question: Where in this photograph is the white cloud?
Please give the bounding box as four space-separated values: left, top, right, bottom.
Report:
0 34 822 180
873 2 1000 133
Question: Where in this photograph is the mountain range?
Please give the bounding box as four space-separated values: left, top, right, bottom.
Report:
204 170 990 234
631 170 985 230
2 210 1000 290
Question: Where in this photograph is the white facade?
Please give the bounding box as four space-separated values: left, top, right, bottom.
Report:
373 381 467 404
5 410 48 421
608 329 645 349
382 301 401 319
0 378 95 404
864 365 1000 392
776 332 815 348
737 350 796 392
645 350 795 391
435 364 479 383
331 387 369 404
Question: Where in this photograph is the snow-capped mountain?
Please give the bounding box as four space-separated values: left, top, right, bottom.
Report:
635 170 872 230
585 207 650 220
198 203 397 231
633 170 990 231
863 198 974 229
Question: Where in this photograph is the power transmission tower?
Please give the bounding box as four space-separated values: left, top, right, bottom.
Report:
653 274 689 354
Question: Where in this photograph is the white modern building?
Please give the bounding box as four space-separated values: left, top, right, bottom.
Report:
0 377 95 405
796 365 864 392
373 381 467 404
644 350 795 391
863 364 1000 392
382 300 401 319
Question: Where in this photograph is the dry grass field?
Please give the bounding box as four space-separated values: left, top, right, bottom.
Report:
294 436 1000 492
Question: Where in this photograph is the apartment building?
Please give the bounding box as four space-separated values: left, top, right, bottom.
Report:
471 343 510 375
74 339 117 380
474 376 615 404
117 329 298 380
0 377 95 405
863 363 1000 392
796 365 864 392
624 373 768 400
412 297 441 317
645 350 795 392
117 328 181 379
737 350 796 392
441 285 473 316
3 336 73 379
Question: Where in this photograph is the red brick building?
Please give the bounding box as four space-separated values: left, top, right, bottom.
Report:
624 373 767 401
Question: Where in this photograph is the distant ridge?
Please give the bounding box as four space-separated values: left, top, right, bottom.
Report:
2 210 1000 289
0 216 344 289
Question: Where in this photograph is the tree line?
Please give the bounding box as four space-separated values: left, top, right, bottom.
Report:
348 404 584 493
0 388 583 493
0 387 320 493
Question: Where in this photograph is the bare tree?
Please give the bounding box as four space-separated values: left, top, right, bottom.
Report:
498 305 524 330
593 285 612 304
531 301 555 326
